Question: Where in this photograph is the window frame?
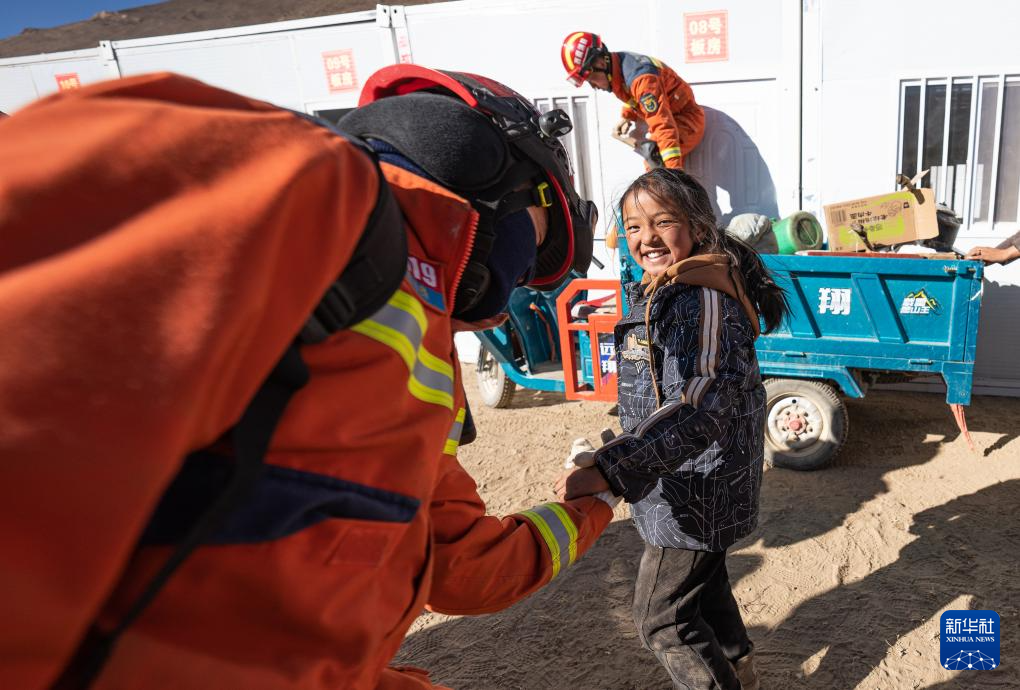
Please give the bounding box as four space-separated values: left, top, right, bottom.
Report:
896 70 1020 237
532 94 596 206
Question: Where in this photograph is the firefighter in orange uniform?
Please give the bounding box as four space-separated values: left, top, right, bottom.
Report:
561 31 705 170
0 66 612 690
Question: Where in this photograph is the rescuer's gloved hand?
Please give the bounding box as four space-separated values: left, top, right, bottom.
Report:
612 118 634 139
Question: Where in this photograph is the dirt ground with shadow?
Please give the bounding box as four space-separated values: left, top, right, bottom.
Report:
394 364 1020 689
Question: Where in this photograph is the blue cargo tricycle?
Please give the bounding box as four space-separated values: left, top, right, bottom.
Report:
475 246 983 471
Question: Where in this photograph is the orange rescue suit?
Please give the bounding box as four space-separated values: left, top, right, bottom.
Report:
0 73 613 690
610 51 706 169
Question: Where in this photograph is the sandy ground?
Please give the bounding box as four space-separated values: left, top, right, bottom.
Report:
394 364 1020 689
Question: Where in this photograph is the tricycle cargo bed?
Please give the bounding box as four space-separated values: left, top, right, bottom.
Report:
757 254 983 405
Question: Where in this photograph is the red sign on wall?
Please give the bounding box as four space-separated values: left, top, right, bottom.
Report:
684 11 729 63
322 49 358 94
55 73 82 91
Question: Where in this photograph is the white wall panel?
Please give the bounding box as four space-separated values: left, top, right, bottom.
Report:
112 13 382 112
0 48 112 113
116 34 304 108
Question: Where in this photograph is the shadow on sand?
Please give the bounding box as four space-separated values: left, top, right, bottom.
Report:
397 391 1020 689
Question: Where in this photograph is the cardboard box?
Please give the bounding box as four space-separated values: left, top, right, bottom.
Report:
823 188 939 252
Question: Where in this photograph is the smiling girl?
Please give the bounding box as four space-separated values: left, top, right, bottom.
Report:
562 168 788 689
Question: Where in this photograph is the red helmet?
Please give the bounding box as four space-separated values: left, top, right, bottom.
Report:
350 65 596 296
561 32 609 87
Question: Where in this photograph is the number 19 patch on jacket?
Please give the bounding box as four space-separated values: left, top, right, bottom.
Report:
406 256 446 311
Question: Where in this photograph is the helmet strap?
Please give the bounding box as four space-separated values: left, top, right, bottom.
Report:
453 161 545 317
453 206 496 317
495 185 549 219
454 207 538 321
585 46 611 79
471 159 543 221
454 256 492 317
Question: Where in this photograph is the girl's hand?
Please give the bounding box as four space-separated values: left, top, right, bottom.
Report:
555 466 611 501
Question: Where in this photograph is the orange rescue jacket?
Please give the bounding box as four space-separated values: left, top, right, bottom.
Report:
0 73 613 690
611 51 706 169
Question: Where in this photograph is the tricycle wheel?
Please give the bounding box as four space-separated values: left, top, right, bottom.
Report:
477 347 516 408
763 378 848 471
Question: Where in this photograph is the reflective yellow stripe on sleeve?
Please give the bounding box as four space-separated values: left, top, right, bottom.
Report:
545 502 579 565
660 147 682 161
351 289 455 410
518 503 580 579
443 407 466 455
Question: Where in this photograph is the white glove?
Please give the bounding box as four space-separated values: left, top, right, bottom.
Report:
564 428 617 469
564 437 595 469
563 429 621 507
593 490 622 509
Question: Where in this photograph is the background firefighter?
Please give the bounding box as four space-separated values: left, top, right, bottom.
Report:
561 31 706 170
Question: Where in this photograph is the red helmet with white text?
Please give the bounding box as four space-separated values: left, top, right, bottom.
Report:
561 32 609 87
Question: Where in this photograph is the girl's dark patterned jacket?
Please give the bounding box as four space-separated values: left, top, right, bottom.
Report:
594 274 765 551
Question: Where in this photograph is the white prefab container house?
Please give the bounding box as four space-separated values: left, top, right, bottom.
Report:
0 46 116 108
1 0 1017 392
110 11 386 116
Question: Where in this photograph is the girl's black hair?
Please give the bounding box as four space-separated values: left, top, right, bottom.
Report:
621 168 790 334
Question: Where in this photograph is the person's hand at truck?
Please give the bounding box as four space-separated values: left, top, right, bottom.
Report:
966 229 1020 265
965 244 1020 265
613 118 635 139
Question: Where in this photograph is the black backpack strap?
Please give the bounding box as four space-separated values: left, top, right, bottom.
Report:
299 157 407 342
300 118 408 344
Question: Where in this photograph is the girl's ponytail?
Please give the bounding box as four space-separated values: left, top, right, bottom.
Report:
718 234 789 334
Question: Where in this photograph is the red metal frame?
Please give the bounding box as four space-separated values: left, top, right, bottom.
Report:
555 279 623 401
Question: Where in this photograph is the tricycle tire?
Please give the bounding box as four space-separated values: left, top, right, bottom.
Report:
477 347 516 408
763 378 848 471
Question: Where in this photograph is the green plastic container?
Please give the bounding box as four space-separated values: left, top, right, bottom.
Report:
772 211 824 254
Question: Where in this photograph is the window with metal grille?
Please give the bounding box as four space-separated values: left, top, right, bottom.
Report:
898 75 1020 230
532 95 593 202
